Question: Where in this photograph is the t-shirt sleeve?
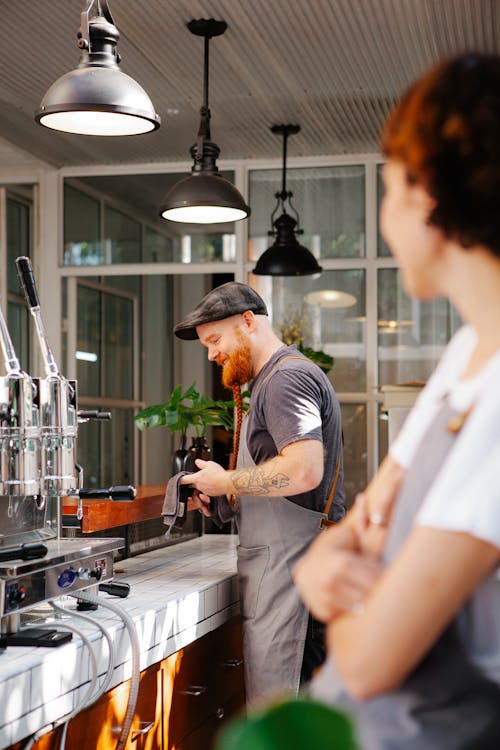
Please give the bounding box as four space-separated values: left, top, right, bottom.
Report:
261 369 323 453
415 397 500 549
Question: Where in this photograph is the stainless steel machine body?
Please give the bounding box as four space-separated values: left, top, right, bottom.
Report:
0 538 118 618
0 257 134 630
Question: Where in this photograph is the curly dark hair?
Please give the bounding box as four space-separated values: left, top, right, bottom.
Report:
381 53 500 256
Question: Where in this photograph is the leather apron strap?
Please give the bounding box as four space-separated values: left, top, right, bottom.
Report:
319 452 342 530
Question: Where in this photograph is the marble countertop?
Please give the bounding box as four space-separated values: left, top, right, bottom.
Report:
0 534 239 749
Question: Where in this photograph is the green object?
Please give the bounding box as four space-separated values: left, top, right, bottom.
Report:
215 698 358 750
299 345 334 374
134 381 248 438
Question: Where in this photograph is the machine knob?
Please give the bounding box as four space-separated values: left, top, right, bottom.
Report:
8 585 27 605
57 568 78 589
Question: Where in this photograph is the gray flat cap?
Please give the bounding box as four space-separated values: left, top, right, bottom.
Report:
174 281 268 340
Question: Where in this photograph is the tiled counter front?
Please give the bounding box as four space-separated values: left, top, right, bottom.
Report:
0 535 239 749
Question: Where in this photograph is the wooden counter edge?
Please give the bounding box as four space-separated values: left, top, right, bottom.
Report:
62 484 166 532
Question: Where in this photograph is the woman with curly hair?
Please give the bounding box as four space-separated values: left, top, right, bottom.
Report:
294 53 500 749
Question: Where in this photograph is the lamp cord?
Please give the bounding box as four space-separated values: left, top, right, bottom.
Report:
203 35 210 110
280 129 288 197
195 35 212 158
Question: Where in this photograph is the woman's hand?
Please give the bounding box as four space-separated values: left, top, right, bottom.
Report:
293 522 382 622
353 456 405 557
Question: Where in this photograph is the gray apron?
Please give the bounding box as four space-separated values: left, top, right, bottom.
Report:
236 413 327 704
311 400 500 749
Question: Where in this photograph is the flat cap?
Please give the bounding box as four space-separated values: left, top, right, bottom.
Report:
174 281 268 340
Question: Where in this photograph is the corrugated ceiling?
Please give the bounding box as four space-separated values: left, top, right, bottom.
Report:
0 0 498 167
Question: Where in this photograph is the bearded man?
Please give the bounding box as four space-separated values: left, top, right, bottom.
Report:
174 281 345 705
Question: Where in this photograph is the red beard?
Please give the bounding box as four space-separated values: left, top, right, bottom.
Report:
221 332 254 388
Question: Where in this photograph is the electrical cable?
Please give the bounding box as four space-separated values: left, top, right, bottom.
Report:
22 620 98 750
70 590 141 750
50 600 116 699
49 599 117 750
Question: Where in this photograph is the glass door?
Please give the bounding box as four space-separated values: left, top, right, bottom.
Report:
75 279 139 488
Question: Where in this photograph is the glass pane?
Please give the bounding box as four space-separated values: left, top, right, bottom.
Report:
248 165 365 261
64 184 101 265
77 406 134 487
144 227 174 262
169 232 236 263
6 197 31 367
64 173 237 265
341 402 367 508
7 302 29 369
102 293 134 400
250 269 367 392
376 164 392 257
103 205 141 263
7 198 30 292
378 268 462 384
77 286 101 396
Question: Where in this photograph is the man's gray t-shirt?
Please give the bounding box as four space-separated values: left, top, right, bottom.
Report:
246 345 345 520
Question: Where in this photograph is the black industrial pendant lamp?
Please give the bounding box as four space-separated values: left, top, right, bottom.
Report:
254 125 322 276
35 0 160 136
160 19 250 225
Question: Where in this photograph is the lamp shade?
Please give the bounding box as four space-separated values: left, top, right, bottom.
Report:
36 66 160 136
160 171 250 224
304 289 357 308
254 214 322 276
159 18 249 225
35 11 160 136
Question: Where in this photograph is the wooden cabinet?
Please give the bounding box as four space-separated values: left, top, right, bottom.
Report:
7 617 244 750
164 617 245 749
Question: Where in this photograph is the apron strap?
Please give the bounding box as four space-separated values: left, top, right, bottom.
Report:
318 451 341 530
324 452 341 516
253 354 308 394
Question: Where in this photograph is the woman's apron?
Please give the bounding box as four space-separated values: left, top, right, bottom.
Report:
236 414 327 704
310 399 500 749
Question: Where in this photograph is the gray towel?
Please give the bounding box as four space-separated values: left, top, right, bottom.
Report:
162 471 191 532
162 471 237 533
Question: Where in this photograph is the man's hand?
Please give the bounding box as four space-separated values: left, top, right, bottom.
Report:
186 488 212 517
180 459 231 498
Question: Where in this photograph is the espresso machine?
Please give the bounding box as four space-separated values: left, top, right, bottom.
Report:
0 257 135 644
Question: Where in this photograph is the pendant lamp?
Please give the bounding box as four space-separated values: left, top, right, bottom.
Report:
35 0 160 136
253 124 322 276
159 19 250 225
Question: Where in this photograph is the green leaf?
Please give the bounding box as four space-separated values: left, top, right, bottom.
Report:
134 381 249 436
299 345 334 374
215 698 358 750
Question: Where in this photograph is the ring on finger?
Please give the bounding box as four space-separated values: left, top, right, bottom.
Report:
369 512 387 527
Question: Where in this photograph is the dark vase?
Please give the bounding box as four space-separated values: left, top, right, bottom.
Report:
171 434 188 475
172 448 188 475
183 436 211 472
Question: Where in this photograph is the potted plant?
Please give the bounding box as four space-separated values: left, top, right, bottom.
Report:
135 381 240 473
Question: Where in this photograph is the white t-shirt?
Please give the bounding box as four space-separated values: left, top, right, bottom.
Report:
389 325 500 682
390 324 500 548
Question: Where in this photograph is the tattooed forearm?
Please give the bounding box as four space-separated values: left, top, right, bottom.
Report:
230 462 290 496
